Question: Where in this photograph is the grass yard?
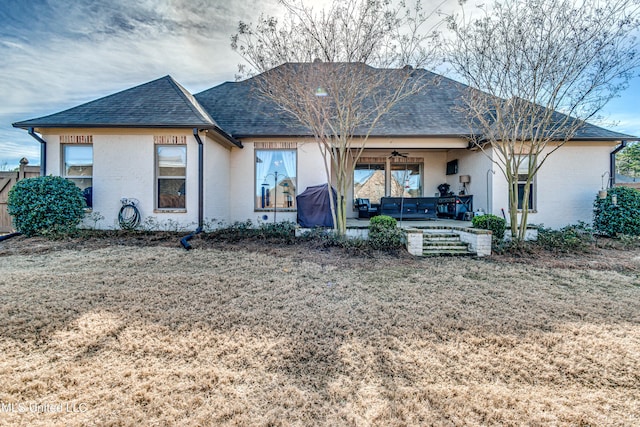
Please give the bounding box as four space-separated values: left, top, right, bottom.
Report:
0 238 639 426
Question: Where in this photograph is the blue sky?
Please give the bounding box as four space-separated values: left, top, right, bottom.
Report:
1 0 639 169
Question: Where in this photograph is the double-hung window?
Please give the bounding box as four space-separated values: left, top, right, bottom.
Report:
255 149 297 210
517 161 536 211
156 145 186 209
517 174 535 211
62 144 93 208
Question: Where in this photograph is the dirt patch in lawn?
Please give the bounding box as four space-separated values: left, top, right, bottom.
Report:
0 238 639 425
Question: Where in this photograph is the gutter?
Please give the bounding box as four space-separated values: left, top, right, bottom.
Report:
27 128 46 176
610 140 628 187
180 128 204 250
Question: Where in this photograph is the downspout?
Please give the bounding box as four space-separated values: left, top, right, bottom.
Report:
609 140 627 187
0 232 21 242
180 128 204 250
27 127 46 176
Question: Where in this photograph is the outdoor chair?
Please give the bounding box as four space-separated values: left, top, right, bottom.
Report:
355 198 378 219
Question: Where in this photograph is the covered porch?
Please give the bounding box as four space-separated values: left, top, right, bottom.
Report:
347 142 494 221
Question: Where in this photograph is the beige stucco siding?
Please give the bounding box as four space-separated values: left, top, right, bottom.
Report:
446 148 494 213
34 129 620 230
491 141 618 228
229 139 327 224
203 134 231 225
38 128 201 230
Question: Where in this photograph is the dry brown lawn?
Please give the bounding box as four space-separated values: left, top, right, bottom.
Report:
0 236 639 426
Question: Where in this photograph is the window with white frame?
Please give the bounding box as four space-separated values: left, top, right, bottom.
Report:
255 149 297 210
517 164 536 211
62 144 93 208
156 145 186 209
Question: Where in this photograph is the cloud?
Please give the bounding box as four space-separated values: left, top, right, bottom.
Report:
0 0 287 167
1 0 639 168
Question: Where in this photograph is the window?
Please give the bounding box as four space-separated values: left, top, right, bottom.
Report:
354 160 423 204
390 163 422 198
255 150 297 209
156 145 186 209
517 173 535 210
63 144 93 208
354 163 385 204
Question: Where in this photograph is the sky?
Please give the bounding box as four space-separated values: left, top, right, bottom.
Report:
1 0 640 170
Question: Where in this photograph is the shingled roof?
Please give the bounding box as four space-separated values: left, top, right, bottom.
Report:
13 64 635 142
195 62 635 141
12 75 240 146
195 64 475 138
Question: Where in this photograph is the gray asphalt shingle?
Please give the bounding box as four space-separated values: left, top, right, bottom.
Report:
13 75 217 128
13 63 635 142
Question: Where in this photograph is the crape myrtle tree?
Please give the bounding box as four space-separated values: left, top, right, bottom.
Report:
445 0 640 241
231 0 443 235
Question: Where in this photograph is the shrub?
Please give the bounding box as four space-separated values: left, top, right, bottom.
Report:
472 214 506 243
205 220 296 243
7 176 86 237
299 228 370 254
536 222 595 253
368 215 405 250
593 186 640 236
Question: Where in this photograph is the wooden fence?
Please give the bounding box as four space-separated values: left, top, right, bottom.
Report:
616 182 640 190
0 160 40 233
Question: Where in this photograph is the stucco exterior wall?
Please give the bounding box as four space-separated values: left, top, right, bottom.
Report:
35 129 620 231
446 148 494 213
228 139 327 224
203 134 231 225
491 141 618 228
39 129 201 230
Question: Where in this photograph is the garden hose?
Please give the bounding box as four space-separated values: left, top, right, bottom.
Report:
118 200 141 230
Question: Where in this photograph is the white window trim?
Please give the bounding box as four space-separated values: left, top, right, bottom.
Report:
155 144 187 212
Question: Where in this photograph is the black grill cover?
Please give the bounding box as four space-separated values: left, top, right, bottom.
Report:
296 184 337 228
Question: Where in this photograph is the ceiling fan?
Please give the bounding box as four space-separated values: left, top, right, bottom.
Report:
389 150 408 158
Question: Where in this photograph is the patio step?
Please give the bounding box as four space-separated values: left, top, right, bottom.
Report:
422 231 473 256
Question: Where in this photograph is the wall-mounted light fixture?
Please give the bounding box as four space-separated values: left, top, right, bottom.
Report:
599 171 611 199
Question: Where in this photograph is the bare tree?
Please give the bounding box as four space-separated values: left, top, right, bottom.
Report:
445 0 640 241
232 0 443 234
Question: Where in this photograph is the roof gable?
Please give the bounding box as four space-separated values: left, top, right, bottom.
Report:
13 76 217 129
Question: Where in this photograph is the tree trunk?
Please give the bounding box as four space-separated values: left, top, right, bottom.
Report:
508 184 519 241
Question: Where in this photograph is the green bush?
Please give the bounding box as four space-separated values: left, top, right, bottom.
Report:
368 215 405 250
536 222 595 253
472 214 506 242
593 187 640 236
7 176 86 237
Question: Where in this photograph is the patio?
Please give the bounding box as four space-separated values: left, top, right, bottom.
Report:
346 217 473 229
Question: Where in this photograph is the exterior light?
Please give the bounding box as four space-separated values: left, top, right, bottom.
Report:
599 171 611 199
315 87 328 97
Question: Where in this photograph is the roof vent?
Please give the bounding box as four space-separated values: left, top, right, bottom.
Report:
313 58 323 63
